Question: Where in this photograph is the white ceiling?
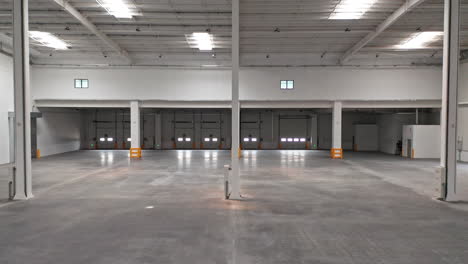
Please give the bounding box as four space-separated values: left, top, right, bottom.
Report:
0 0 467 67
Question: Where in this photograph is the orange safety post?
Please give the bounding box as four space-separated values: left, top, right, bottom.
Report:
36 149 41 159
130 148 142 159
330 148 343 159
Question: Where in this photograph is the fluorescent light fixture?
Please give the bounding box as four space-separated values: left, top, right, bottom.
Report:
281 138 287 142
186 32 214 51
185 138 191 142
177 138 184 142
96 0 133 18
127 138 131 142
287 138 293 142
294 138 299 142
397 32 443 49
244 138 250 142
29 31 68 50
99 138 105 142
300 138 306 142
204 138 211 142
329 0 377 20
212 138 218 142
251 138 258 142
107 138 113 142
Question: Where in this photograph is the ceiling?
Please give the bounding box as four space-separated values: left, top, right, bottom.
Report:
0 0 467 67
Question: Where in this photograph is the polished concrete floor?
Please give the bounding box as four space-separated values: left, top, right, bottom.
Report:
1 150 468 263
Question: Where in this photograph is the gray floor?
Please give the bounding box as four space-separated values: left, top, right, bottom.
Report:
1 150 468 263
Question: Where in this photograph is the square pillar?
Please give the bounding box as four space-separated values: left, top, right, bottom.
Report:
440 0 460 201
130 101 141 149
13 0 32 199
331 101 343 159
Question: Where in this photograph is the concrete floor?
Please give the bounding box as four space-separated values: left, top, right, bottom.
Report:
1 150 468 263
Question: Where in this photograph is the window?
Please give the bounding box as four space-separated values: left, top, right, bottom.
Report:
75 79 89 89
280 80 294 90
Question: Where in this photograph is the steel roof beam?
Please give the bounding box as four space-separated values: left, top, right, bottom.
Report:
52 0 132 64
340 0 427 64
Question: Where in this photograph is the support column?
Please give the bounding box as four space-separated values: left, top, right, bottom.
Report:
13 0 32 199
331 101 343 159
441 0 460 201
229 0 241 200
130 101 141 156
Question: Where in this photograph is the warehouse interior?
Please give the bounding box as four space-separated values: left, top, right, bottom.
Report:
1 0 468 263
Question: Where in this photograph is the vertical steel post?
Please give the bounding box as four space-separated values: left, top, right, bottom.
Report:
229 0 241 199
13 0 32 199
441 0 460 201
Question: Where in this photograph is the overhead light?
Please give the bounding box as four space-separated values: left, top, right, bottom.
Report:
186 32 214 51
29 31 68 50
96 0 133 19
329 0 377 20
397 32 443 49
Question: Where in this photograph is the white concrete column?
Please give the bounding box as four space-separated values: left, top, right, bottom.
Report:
440 0 460 201
229 0 241 200
130 101 141 149
332 101 343 150
13 0 32 199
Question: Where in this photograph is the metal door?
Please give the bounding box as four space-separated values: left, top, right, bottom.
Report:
96 110 117 149
241 112 261 149
174 112 195 149
143 113 155 149
31 117 37 158
407 139 412 158
201 113 222 149
279 116 308 149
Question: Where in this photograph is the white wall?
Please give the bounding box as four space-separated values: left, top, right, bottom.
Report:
31 67 442 102
402 125 441 159
37 110 81 157
0 53 14 164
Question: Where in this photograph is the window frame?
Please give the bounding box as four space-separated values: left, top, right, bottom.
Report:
280 80 294 90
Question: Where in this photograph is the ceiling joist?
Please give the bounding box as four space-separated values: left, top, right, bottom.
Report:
52 0 133 64
340 0 428 64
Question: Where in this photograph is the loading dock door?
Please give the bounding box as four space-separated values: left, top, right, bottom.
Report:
174 113 195 149
241 114 261 149
201 113 222 149
143 113 155 149
279 116 308 149
96 111 117 149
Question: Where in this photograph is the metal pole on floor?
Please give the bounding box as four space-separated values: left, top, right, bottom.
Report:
13 0 32 199
229 0 241 200
440 0 460 201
